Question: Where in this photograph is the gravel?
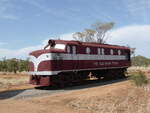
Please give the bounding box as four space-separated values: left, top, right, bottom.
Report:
0 88 65 100
0 78 126 100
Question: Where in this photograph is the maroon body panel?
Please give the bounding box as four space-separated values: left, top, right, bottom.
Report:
36 60 130 71
29 76 51 86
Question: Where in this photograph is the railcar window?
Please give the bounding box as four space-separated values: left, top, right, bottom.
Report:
118 50 121 55
102 48 105 55
67 46 71 53
86 47 91 54
110 49 114 55
72 46 76 54
54 44 66 50
98 48 101 55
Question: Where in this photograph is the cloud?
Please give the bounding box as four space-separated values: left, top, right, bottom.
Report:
0 15 18 20
0 33 75 59
23 0 61 17
123 0 149 22
0 40 46 59
0 25 150 59
22 0 83 22
61 26 150 58
0 0 18 20
108 25 150 58
61 33 74 40
0 42 6 46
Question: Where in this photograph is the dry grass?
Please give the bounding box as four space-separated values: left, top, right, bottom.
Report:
0 77 28 87
68 85 150 113
129 71 149 87
128 66 150 76
0 74 32 92
66 69 150 113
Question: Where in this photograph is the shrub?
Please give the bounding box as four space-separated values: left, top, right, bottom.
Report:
129 71 149 86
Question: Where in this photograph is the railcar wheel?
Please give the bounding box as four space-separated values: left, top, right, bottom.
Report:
118 69 127 79
51 74 65 88
67 73 74 86
58 74 65 88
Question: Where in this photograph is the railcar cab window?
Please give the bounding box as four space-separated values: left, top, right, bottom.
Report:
86 47 91 54
54 44 66 50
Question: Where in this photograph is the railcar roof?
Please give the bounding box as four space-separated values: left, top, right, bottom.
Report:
54 40 130 50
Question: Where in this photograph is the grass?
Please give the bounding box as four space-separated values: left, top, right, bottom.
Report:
0 74 28 89
129 71 149 86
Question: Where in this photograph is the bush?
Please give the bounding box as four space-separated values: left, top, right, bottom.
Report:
129 71 149 86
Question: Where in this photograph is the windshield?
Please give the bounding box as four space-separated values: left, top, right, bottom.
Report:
54 44 66 50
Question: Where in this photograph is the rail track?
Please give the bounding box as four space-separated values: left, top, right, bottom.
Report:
0 78 127 100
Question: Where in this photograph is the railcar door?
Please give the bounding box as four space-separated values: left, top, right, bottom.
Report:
67 45 78 71
72 46 79 70
70 45 78 71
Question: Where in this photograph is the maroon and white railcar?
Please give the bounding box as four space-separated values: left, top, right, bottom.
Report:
28 40 131 86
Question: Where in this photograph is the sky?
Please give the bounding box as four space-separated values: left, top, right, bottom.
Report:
0 0 150 59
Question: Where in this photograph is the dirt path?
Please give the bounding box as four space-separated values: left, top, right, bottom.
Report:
0 79 126 100
1 80 149 113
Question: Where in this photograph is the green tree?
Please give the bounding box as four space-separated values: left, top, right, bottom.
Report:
1 57 7 72
7 59 18 73
18 60 29 72
0 58 29 73
132 55 150 67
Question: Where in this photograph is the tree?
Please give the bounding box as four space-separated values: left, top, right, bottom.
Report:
83 29 96 42
73 21 114 43
132 55 150 67
18 60 29 72
7 59 18 73
1 57 7 72
73 32 85 42
92 21 114 43
0 58 29 73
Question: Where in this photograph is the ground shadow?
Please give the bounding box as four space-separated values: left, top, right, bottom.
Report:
0 89 27 100
36 77 128 91
66 78 128 91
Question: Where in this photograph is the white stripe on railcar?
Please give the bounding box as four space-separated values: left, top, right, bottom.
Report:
29 53 128 72
29 66 128 76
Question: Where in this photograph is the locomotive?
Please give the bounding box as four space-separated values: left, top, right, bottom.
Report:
29 40 131 87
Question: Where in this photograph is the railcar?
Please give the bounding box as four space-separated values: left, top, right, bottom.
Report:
28 40 131 87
